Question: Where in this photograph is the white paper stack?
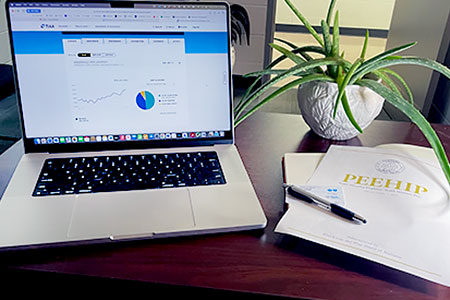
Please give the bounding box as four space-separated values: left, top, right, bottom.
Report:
276 144 450 287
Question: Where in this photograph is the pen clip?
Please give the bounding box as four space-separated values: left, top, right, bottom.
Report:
286 186 314 203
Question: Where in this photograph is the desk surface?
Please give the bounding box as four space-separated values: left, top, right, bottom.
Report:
2 112 450 298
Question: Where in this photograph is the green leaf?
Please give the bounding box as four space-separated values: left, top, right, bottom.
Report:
358 79 450 186
234 76 261 113
334 65 344 113
326 0 337 26
380 68 414 103
332 11 340 57
284 0 324 48
244 69 310 77
235 74 334 126
386 55 402 60
360 30 369 60
238 46 327 109
270 43 306 65
329 10 340 78
267 45 326 71
321 20 332 56
351 57 450 86
333 58 364 135
236 57 349 118
354 42 416 78
273 37 298 49
372 70 404 99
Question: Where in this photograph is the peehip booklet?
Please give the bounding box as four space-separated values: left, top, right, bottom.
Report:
276 145 450 287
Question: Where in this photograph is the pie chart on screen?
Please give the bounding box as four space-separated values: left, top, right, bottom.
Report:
136 91 155 110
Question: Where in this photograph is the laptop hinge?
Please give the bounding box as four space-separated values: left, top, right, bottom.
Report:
213 144 234 150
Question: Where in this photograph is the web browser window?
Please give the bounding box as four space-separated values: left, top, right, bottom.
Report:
8 2 231 145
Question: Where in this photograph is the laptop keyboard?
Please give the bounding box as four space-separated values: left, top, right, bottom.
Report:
32 151 226 197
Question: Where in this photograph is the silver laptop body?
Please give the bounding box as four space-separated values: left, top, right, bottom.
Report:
0 0 266 250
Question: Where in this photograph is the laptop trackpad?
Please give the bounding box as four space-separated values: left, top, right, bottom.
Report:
68 189 195 239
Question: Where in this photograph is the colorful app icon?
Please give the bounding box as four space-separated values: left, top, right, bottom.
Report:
126 135 131 141
190 132 195 138
78 136 84 142
108 135 114 141
171 133 177 139
42 138 48 144
137 134 143 140
201 132 206 137
182 133 188 138
143 134 148 140
114 135 120 141
59 137 65 143
176 133 182 138
66 137 71 143
131 134 137 140
72 137 78 143
96 136 102 142
90 136 96 142
149 134 154 139
120 135 125 141
155 133 160 139
53 137 59 143
84 136 90 142
166 133 171 139
196 132 201 137
214 131 219 137
220 131 225 137
34 138 40 144
102 135 108 142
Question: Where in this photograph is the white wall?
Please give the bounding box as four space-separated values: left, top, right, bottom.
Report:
385 0 450 114
0 0 11 64
276 0 396 30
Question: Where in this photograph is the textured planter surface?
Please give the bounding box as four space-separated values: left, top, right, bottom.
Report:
298 81 385 140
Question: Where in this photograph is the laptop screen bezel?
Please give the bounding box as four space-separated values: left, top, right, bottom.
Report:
6 0 235 153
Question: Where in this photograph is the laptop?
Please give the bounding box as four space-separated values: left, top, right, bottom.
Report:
0 0 267 250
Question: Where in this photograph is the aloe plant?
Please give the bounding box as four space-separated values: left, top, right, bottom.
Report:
234 0 450 186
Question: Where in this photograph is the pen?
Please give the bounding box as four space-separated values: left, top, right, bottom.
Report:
283 183 367 224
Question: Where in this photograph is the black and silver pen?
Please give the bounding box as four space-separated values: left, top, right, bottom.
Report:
283 183 367 224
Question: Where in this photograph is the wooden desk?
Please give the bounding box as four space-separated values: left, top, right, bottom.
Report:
1 112 450 298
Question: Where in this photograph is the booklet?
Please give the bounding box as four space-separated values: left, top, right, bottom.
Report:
275 144 450 287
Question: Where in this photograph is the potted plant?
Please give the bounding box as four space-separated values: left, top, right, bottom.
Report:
231 4 250 47
230 4 250 68
234 0 450 186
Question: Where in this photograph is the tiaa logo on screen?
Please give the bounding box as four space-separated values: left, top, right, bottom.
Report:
40 23 55 29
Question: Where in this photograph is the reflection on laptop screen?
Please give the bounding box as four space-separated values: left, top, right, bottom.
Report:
8 2 232 147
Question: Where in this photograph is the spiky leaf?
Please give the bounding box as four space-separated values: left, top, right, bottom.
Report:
351 57 450 86
380 68 414 103
358 79 450 186
270 43 306 65
284 0 324 47
236 57 349 118
326 0 337 26
321 20 332 56
235 74 334 126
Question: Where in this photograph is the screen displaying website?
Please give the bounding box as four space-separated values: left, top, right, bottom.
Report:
8 2 231 144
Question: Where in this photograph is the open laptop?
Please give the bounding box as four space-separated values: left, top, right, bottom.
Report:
0 0 266 250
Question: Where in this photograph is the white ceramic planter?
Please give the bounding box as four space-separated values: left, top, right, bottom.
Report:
297 81 385 140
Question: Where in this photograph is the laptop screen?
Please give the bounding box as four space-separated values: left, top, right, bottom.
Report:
7 1 233 152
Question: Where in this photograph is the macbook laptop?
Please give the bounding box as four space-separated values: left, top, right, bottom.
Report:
0 0 267 250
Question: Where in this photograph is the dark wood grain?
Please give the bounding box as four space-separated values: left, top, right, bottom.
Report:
2 111 450 299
